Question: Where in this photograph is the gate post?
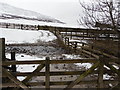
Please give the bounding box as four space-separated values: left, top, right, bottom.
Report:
0 38 5 88
98 55 104 88
45 57 50 89
0 38 5 61
11 52 16 73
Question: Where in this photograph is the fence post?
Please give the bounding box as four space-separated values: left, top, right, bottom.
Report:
64 37 66 45
11 52 16 73
98 55 104 88
82 43 85 47
0 38 5 61
0 38 5 88
119 32 120 88
45 57 50 89
73 42 77 53
21 24 23 30
67 38 69 46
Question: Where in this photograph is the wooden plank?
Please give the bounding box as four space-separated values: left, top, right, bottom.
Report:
81 53 93 58
59 29 116 34
82 46 118 59
22 64 45 83
45 57 50 89
98 56 104 88
2 58 98 66
79 49 93 58
37 25 117 34
2 68 30 90
50 80 118 86
2 60 45 65
15 71 86 76
66 34 118 39
81 49 99 59
65 61 100 89
2 80 118 87
2 58 119 66
2 69 114 77
51 59 97 64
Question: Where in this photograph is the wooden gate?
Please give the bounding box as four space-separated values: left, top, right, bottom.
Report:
1 38 120 89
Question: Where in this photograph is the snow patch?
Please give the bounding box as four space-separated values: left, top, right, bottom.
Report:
62 54 92 69
112 65 119 69
62 54 81 59
103 74 113 80
75 63 92 69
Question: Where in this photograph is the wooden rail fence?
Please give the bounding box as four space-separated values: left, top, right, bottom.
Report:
1 38 120 89
1 22 119 52
0 22 38 30
0 22 120 89
0 22 119 40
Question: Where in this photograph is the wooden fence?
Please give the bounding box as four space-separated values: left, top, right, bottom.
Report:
62 36 118 59
0 22 118 37
1 38 120 89
0 22 38 30
0 22 119 51
0 22 120 89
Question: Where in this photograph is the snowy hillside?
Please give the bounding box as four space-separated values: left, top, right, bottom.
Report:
0 2 64 44
0 2 78 44
0 2 63 23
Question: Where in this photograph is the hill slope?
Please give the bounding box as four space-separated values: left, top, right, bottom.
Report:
0 2 63 23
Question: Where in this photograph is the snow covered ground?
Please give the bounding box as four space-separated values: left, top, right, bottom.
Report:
0 28 56 44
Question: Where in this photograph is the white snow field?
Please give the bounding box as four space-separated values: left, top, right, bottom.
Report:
0 28 57 44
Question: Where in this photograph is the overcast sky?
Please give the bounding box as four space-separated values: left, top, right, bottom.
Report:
0 0 90 26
